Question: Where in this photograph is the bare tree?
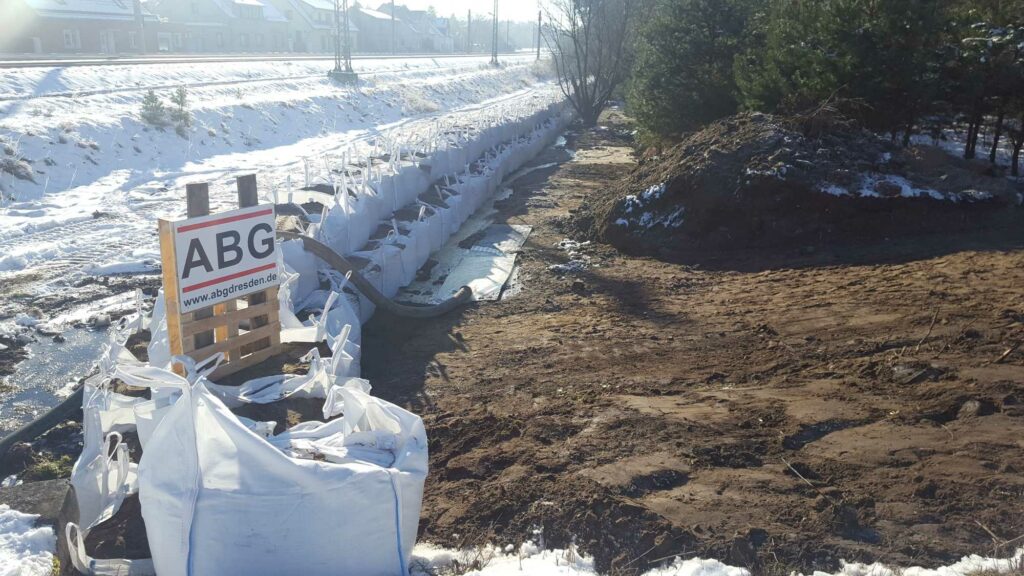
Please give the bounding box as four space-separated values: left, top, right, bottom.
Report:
543 0 633 127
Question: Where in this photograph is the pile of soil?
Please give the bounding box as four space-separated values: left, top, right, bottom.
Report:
574 112 1022 256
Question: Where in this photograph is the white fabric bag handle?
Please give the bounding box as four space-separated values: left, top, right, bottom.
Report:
67 522 157 576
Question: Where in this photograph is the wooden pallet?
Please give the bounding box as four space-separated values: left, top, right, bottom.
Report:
158 175 283 380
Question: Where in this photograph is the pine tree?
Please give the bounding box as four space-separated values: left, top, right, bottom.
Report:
627 0 756 143
140 89 167 127
168 86 193 141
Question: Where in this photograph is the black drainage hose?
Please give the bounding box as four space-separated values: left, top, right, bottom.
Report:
0 387 83 476
276 230 473 319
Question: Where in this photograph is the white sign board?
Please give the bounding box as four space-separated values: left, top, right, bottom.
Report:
171 204 279 314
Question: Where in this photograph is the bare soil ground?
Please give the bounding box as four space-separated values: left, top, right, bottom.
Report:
362 112 1024 575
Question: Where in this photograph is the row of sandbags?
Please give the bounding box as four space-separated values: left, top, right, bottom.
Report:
65 99 571 576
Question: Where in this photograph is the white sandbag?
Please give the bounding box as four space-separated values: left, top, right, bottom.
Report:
146 291 170 371
281 238 319 303
137 366 427 576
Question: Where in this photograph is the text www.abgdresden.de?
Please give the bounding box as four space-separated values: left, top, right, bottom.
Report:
182 271 278 308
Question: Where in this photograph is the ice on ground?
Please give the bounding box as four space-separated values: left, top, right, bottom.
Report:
0 505 56 576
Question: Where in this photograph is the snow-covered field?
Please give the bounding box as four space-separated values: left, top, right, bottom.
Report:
0 54 557 324
0 55 553 281
0 53 561 431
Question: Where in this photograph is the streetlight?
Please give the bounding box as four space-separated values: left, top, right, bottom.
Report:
329 0 357 83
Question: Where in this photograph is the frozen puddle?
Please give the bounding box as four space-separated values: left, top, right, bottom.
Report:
0 327 110 434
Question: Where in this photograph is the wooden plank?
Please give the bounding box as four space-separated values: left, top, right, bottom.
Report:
185 183 210 218
236 175 264 358
158 219 185 376
185 182 215 350
224 299 240 362
190 323 278 359
237 174 259 208
208 346 282 380
180 300 276 335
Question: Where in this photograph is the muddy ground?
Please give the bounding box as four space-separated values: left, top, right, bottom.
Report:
362 113 1024 575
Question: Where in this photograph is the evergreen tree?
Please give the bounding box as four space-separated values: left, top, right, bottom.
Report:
628 0 756 143
140 89 167 127
735 0 948 144
170 86 192 129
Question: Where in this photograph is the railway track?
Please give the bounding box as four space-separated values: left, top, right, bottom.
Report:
0 52 527 69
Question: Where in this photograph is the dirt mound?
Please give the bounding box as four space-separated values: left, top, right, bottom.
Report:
575 113 1022 256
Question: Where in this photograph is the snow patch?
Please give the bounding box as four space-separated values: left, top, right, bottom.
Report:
0 505 56 576
820 183 850 197
617 182 684 231
410 544 1024 576
859 174 944 200
819 174 994 203
550 238 593 274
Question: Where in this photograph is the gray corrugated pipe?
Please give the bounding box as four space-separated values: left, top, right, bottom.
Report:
276 230 473 318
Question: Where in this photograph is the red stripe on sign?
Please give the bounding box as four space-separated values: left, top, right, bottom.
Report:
182 263 277 293
177 208 274 233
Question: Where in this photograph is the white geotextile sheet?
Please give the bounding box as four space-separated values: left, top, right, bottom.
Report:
403 223 532 304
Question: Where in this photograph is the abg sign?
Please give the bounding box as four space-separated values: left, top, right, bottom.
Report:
171 205 279 313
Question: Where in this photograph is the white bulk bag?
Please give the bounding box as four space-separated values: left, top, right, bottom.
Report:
402 207 434 271
135 366 427 576
281 238 320 304
418 205 447 254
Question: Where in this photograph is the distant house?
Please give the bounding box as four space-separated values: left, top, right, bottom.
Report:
385 4 453 53
348 3 416 53
0 0 159 55
263 0 358 53
148 0 289 53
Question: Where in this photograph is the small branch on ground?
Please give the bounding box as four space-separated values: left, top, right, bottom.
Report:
994 341 1021 364
915 309 939 352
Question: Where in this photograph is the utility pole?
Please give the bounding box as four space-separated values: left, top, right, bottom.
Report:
333 0 341 68
329 0 356 83
506 20 510 52
467 9 471 53
391 0 396 55
536 10 541 60
490 0 499 66
133 0 146 54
